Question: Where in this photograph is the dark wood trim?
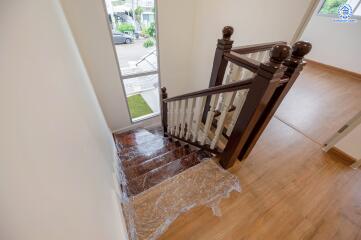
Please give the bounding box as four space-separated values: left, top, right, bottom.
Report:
238 41 312 161
219 44 292 169
224 52 261 73
164 79 252 102
161 87 168 134
203 26 235 122
232 41 287 54
167 133 221 155
160 26 312 170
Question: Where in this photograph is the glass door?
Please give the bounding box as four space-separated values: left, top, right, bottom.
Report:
104 0 160 122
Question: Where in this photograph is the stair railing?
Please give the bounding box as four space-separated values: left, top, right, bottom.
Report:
161 26 312 169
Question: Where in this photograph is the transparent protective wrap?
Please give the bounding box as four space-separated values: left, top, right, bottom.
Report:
119 159 241 240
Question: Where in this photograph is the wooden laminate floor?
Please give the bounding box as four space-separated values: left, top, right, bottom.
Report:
276 62 361 145
158 64 361 240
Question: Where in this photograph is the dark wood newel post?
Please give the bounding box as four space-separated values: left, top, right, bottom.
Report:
202 26 234 122
220 44 291 169
161 87 168 136
283 41 312 79
236 41 312 161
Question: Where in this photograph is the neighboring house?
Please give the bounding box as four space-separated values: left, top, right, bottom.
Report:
137 0 155 26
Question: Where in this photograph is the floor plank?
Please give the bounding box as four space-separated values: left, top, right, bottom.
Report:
276 62 361 145
158 118 361 240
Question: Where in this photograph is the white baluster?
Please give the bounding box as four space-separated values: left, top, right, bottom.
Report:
178 100 183 137
172 101 177 135
173 101 179 136
261 50 270 63
185 98 195 140
250 52 259 61
167 102 171 133
226 89 249 136
224 64 234 84
179 99 188 138
211 91 235 149
256 51 264 62
201 94 220 145
217 64 235 111
193 97 206 142
232 64 242 82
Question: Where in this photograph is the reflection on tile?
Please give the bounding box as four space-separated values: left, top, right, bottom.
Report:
127 151 203 196
124 146 192 180
121 140 180 169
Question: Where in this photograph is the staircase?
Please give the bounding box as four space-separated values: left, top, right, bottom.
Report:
114 26 312 198
114 26 312 240
114 127 212 197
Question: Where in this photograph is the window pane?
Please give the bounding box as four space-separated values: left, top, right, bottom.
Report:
355 4 361 15
104 0 160 122
123 74 160 121
104 0 158 75
319 0 347 14
346 0 360 10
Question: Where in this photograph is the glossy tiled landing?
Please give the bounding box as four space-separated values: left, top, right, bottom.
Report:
114 128 212 197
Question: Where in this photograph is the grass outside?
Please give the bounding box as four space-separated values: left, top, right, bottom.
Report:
127 94 153 119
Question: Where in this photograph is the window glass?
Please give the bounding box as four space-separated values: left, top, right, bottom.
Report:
319 0 347 15
319 0 361 16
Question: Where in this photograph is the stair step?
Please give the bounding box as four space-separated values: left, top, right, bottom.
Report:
124 146 192 180
114 129 163 150
144 125 164 137
127 151 206 196
115 128 213 196
120 139 181 169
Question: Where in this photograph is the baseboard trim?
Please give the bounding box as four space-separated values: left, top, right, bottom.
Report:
112 116 161 134
328 147 357 164
306 59 361 80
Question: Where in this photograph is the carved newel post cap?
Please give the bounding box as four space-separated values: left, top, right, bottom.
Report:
161 87 167 98
222 26 234 40
292 41 312 59
270 44 291 64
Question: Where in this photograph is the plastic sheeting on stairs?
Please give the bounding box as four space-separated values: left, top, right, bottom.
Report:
117 158 241 240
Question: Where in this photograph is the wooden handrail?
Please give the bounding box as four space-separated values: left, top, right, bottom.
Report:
224 52 261 73
232 41 287 54
164 79 253 103
161 26 312 170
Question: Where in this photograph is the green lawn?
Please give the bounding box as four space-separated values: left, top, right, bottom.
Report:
127 94 153 119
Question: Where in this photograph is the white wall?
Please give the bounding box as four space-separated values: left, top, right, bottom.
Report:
157 0 196 97
0 1 127 239
302 1 361 74
59 0 160 133
59 0 131 132
187 0 314 91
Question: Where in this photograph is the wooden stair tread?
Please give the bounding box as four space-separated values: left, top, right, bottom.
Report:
123 146 192 180
115 127 213 197
114 129 162 150
126 150 211 196
120 139 181 168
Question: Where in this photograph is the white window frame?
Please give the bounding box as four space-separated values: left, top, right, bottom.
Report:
318 0 361 18
102 0 162 124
